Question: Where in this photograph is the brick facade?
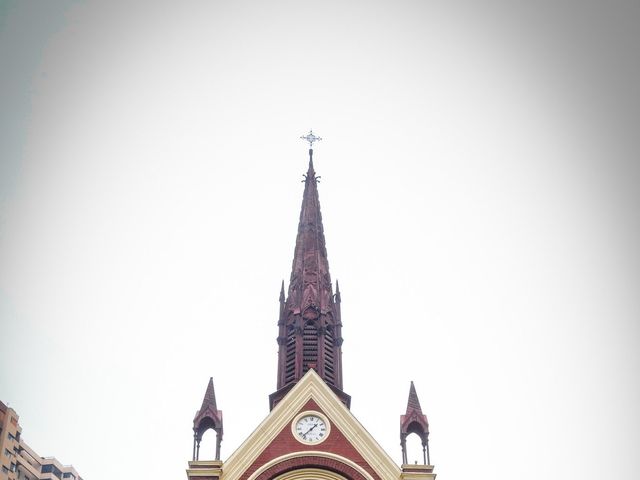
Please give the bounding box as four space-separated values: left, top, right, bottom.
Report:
240 400 380 480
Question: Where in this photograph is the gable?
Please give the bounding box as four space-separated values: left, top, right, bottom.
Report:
238 399 378 480
222 371 400 480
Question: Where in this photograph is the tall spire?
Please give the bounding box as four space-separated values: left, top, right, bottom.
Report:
270 132 349 409
290 143 331 317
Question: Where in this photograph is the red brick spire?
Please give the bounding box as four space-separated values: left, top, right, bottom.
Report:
270 145 349 409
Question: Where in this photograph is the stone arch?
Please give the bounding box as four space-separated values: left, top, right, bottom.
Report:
253 455 371 480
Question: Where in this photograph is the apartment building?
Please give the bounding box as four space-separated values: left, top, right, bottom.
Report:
0 401 83 480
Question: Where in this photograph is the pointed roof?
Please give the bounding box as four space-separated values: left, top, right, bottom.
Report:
406 381 422 412
200 377 218 412
193 377 223 436
400 381 429 436
286 151 334 317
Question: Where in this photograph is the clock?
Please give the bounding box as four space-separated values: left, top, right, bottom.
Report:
292 412 330 444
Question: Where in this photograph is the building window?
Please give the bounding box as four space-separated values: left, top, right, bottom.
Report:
9 463 16 472
2 466 8 474
41 464 62 479
4 448 11 457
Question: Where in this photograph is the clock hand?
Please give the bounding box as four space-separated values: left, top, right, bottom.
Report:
301 423 319 438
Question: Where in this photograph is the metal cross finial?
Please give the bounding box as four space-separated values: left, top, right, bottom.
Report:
300 130 322 148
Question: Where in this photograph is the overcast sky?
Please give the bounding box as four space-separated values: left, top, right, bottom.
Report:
1 1 639 480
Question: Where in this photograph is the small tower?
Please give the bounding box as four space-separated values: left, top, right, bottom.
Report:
400 381 430 465
192 377 223 461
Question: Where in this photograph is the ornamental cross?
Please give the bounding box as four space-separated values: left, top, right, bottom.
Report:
300 130 322 148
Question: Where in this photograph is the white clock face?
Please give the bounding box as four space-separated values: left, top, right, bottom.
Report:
294 414 328 443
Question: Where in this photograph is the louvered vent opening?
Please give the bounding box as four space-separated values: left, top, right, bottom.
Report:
302 323 318 374
284 326 296 384
324 327 335 385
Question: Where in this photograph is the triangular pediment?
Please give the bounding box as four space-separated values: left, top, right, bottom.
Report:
222 370 401 480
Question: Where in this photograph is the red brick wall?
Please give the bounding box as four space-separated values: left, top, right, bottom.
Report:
254 455 368 480
239 400 381 480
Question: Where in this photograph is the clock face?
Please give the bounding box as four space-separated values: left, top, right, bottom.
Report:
294 413 329 443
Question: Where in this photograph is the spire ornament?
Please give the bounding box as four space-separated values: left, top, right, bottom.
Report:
300 130 322 149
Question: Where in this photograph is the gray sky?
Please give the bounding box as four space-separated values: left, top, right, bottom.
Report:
1 1 639 479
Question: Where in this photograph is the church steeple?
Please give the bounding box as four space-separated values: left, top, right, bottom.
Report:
270 132 349 410
187 133 437 480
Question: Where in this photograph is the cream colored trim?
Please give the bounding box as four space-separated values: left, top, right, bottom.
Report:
291 410 331 445
222 370 401 480
247 451 375 480
274 468 345 480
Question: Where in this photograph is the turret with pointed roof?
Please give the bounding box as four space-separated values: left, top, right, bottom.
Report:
400 381 431 465
270 147 348 409
193 377 223 461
